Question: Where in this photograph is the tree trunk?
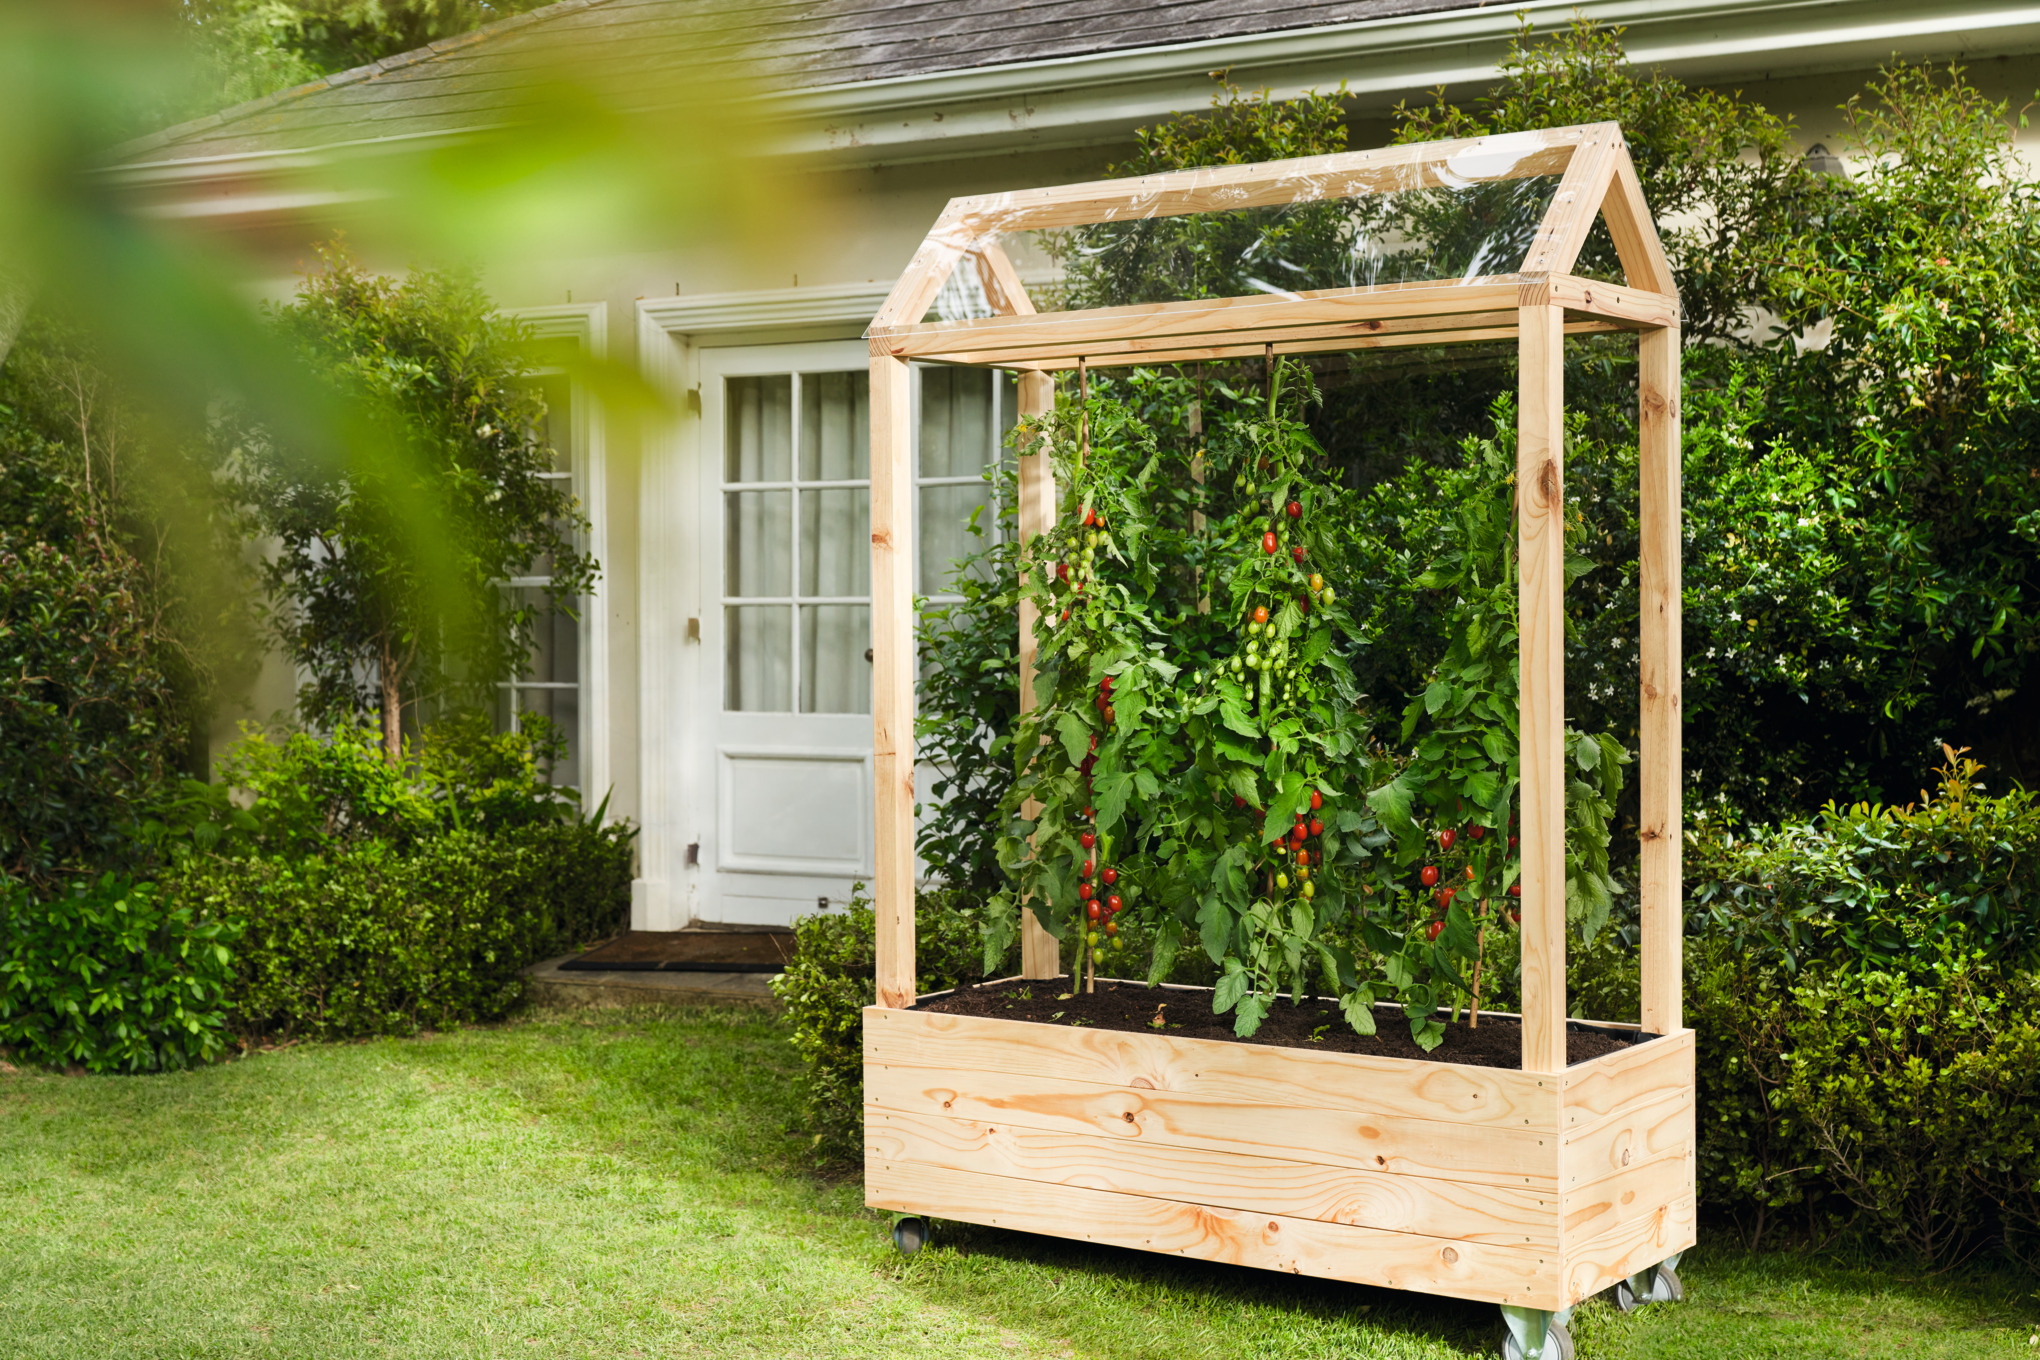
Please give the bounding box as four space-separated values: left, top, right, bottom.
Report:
379 641 403 765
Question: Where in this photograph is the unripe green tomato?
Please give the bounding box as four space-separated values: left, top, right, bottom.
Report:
1110 935 1124 951
1247 621 1261 638
1087 930 1099 945
1322 587 1336 606
1276 873 1289 890
1302 881 1316 900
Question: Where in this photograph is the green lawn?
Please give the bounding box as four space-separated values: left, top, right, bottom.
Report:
2 1005 2034 1359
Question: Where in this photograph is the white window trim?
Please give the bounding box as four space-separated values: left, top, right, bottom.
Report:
505 301 609 813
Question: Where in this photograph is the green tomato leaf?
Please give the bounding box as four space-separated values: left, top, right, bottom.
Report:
1056 712 1090 765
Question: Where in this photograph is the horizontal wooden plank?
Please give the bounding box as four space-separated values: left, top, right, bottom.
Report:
1563 1085 1694 1189
867 280 1534 361
868 1107 1559 1247
865 1006 1560 1130
1562 1029 1694 1129
945 129 1588 235
865 1063 1561 1189
1560 1144 1694 1246
1559 1195 1698 1305
868 1160 1567 1309
1550 273 1679 327
930 320 1626 371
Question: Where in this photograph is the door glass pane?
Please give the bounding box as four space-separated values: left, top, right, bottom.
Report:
538 373 573 473
920 481 992 593
800 488 869 597
518 686 581 788
801 604 870 714
510 585 580 687
799 371 869 481
726 375 791 482
919 368 994 479
997 369 1019 474
725 490 791 596
726 605 791 711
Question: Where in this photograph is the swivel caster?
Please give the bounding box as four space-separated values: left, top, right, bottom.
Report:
1614 1254 1685 1313
891 1215 929 1256
1501 1305 1574 1359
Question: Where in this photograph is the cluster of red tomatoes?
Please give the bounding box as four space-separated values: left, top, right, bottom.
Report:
1073 703 1125 964
1418 820 1523 940
1234 788 1329 900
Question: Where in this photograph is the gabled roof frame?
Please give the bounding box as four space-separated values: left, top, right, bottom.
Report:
868 121 1676 369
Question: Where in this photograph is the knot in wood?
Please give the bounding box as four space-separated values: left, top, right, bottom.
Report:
1622 1147 1633 1167
1538 458 1560 504
871 529 893 548
1441 1247 1459 1265
1122 1110 1135 1123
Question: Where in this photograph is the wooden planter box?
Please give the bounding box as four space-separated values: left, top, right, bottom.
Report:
860 122 1692 1346
866 1003 1694 1311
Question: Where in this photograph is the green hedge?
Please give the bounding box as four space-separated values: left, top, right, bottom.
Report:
0 874 236 1073
772 885 1011 1164
170 820 632 1042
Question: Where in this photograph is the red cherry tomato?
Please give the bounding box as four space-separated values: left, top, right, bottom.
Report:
1104 920 1119 936
1510 911 1522 925
1087 902 1101 922
1297 595 1310 615
1286 500 1301 519
1291 825 1307 846
1465 866 1475 881
1508 835 1519 850
1106 894 1122 913
1102 866 1118 886
1308 818 1323 837
1507 883 1522 898
1078 882 1093 901
1056 562 1070 583
1309 790 1323 812
1060 609 1070 623
1083 806 1095 819
1439 828 1457 852
1252 605 1269 625
1426 920 1444 941
1469 825 1485 841
1421 865 1439 887
1080 859 1094 879
1233 795 1247 808
1262 531 1278 555
1088 733 1098 752
1100 674 1115 693
1296 847 1309 866
1441 887 1458 907
1102 705 1115 724
1291 545 1305 564
1080 831 1096 849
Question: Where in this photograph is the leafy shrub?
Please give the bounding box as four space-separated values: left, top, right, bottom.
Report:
170 818 629 1041
1687 748 2040 974
0 874 236 1072
771 885 1013 1164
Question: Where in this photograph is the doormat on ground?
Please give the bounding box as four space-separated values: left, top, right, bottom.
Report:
559 928 795 974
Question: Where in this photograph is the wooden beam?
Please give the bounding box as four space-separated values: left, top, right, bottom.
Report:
973 241 1036 316
1015 369 1061 980
1548 274 1679 330
923 319 1627 372
870 279 1531 361
1601 144 1678 299
1522 128 1618 278
947 126 1595 235
1638 326 1683 1035
869 207 970 330
870 354 917 1009
1517 304 1568 1074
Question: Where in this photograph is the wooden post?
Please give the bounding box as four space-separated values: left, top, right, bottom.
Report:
1015 368 1062 979
1517 304 1568 1074
1638 326 1683 1034
871 354 917 1009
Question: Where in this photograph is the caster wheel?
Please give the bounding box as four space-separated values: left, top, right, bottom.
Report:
891 1216 928 1256
1653 1263 1684 1303
1617 1261 1685 1311
1502 1320 1573 1360
1615 1275 1643 1314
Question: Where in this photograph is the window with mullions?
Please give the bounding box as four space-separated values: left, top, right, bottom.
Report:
498 368 582 788
721 366 1017 714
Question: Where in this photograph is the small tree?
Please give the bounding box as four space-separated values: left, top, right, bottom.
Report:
226 243 595 760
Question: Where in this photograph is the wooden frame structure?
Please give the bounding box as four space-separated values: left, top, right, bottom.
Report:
862 123 1689 1341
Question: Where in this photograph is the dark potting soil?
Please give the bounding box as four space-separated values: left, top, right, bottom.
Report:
916 978 1643 1069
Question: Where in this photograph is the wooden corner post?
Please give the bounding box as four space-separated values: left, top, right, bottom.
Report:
1014 369 1062 979
1638 326 1683 1034
1517 303 1568 1074
871 354 917 1009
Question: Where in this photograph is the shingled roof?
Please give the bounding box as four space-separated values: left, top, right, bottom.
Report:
124 0 1482 164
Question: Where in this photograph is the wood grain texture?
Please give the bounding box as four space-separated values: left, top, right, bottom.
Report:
866 1161 1568 1308
925 319 1626 372
1638 325 1684 1035
1516 303 1569 1073
1523 128 1617 278
1563 1085 1694 1190
868 355 916 1008
947 128 1589 235
1548 274 1679 329
866 1063 1562 1188
1014 369 1061 981
1601 144 1679 298
865 1006 1561 1128
1560 1196 1698 1305
1560 1028 1693 1127
1561 1143 1694 1244
867 1108 1560 1245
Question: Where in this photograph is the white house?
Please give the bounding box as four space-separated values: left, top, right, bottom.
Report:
109 0 2040 931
